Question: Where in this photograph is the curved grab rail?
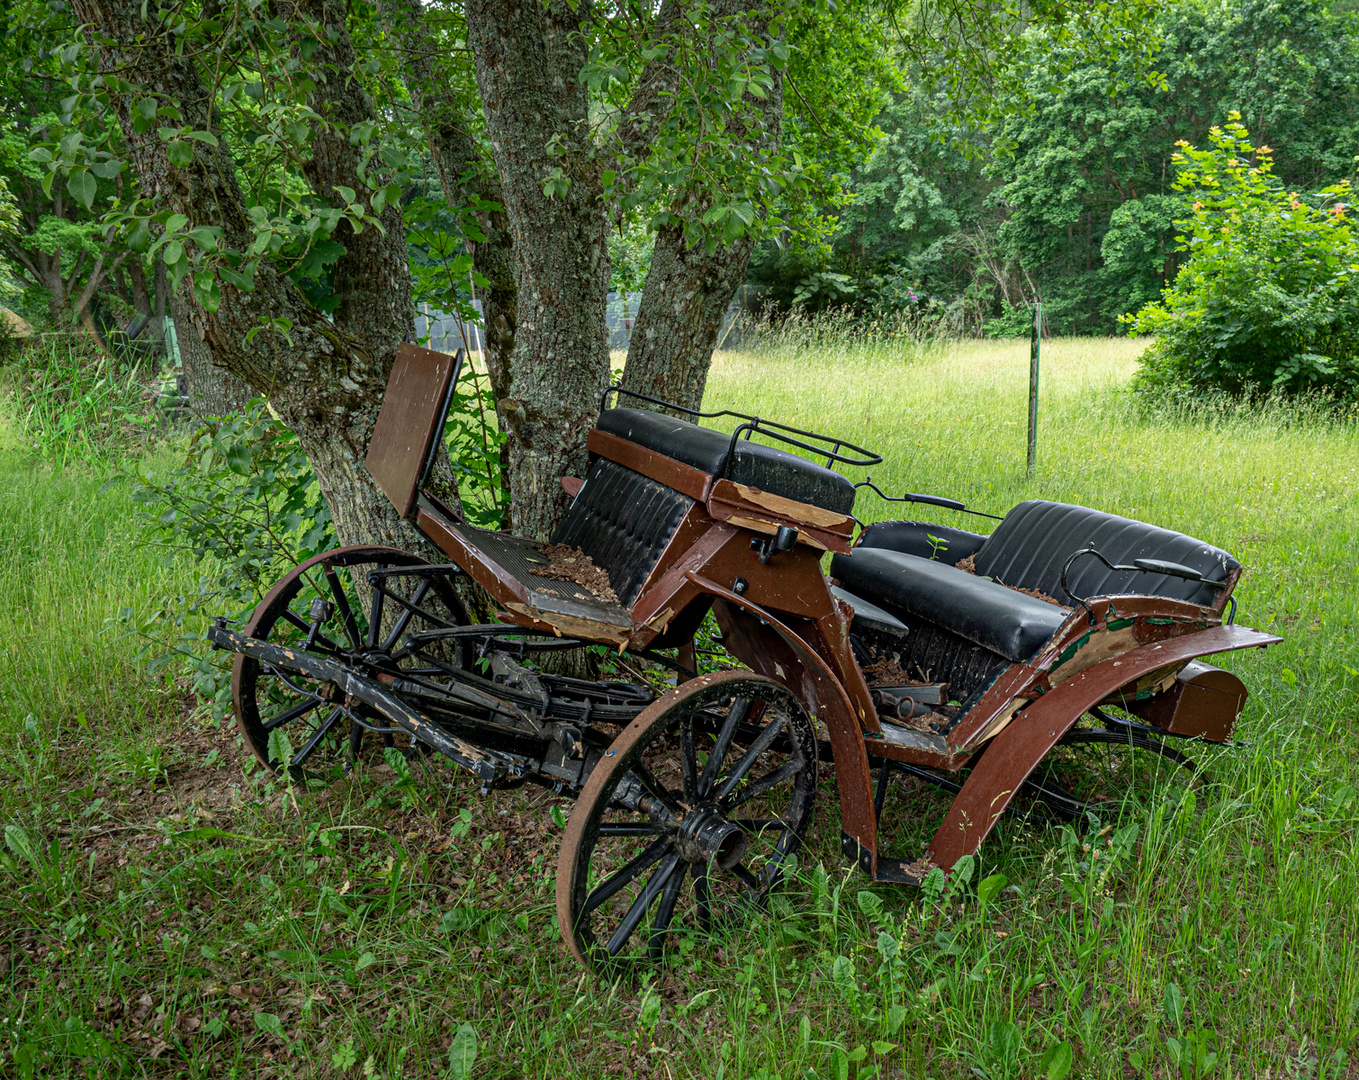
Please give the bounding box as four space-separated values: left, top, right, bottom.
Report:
599 384 882 470
852 477 1004 521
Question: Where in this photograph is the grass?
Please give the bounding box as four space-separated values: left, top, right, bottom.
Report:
2 336 1358 1079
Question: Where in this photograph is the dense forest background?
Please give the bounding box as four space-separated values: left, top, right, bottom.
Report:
3 0 1358 346
747 0 1359 337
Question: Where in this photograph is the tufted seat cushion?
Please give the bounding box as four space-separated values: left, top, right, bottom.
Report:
973 501 1238 607
596 408 857 515
831 547 1069 662
552 457 693 607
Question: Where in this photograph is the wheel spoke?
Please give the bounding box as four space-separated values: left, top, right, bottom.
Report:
381 576 432 651
699 697 751 796
280 608 345 654
599 822 668 836
366 567 388 648
649 862 687 960
262 695 324 733
606 854 680 957
583 836 673 916
323 565 364 649
720 759 801 811
680 717 698 803
290 708 344 766
630 760 684 817
729 862 762 893
713 715 788 802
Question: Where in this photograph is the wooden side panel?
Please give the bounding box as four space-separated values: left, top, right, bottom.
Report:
366 344 462 519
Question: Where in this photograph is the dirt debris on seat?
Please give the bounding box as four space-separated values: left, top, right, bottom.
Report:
955 551 1063 606
531 543 619 605
861 656 914 684
1004 583 1065 606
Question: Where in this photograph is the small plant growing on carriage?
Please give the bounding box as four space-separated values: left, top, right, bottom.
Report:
1127 113 1359 401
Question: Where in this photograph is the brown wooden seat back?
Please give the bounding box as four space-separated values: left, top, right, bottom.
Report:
365 344 463 519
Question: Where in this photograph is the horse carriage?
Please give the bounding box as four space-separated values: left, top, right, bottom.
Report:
208 344 1279 969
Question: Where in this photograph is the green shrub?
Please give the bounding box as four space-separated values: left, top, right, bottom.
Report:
1127 114 1359 400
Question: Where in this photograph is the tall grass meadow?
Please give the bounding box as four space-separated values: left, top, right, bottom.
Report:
0 332 1355 1078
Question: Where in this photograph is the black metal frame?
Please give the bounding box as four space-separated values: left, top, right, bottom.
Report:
598 384 882 471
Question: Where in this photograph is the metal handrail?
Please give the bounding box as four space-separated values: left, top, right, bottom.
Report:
599 384 882 469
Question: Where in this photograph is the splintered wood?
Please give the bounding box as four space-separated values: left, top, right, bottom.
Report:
531 543 620 605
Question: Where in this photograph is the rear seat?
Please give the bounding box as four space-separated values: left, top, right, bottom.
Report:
832 500 1239 665
596 408 856 515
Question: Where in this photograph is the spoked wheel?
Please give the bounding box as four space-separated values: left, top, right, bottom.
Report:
556 671 818 970
232 545 468 776
1024 713 1207 822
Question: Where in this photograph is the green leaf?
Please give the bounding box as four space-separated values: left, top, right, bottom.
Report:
253 1012 284 1038
448 1023 477 1079
90 159 122 180
165 213 188 233
166 141 194 168
162 240 185 267
66 170 97 211
1040 1040 1074 1080
355 951 377 971
977 872 1008 907
27 147 52 163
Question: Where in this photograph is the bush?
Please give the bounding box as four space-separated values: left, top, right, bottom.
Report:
1127 114 1359 400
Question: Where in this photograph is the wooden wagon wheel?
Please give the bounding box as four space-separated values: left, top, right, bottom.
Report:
232 545 468 776
556 671 818 970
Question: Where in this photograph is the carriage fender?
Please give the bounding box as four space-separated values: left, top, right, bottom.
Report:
925 623 1280 872
686 572 882 861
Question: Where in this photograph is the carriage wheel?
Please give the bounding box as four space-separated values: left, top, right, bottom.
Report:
232 545 468 776
556 671 817 970
1024 717 1207 822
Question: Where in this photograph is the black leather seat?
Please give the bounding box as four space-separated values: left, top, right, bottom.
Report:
596 408 857 516
972 501 1238 607
831 547 1069 662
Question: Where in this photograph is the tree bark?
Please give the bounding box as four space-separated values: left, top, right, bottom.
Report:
172 285 252 418
72 0 450 553
464 0 612 539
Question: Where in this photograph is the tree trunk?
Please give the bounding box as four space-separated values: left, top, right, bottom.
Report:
620 222 755 413
465 0 612 540
620 9 784 415
172 286 252 418
73 0 448 555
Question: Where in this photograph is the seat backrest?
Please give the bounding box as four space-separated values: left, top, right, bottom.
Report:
857 519 987 564
974 500 1239 607
596 408 856 515
366 344 463 519
551 457 694 607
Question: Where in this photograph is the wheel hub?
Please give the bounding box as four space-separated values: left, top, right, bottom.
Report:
674 807 746 869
